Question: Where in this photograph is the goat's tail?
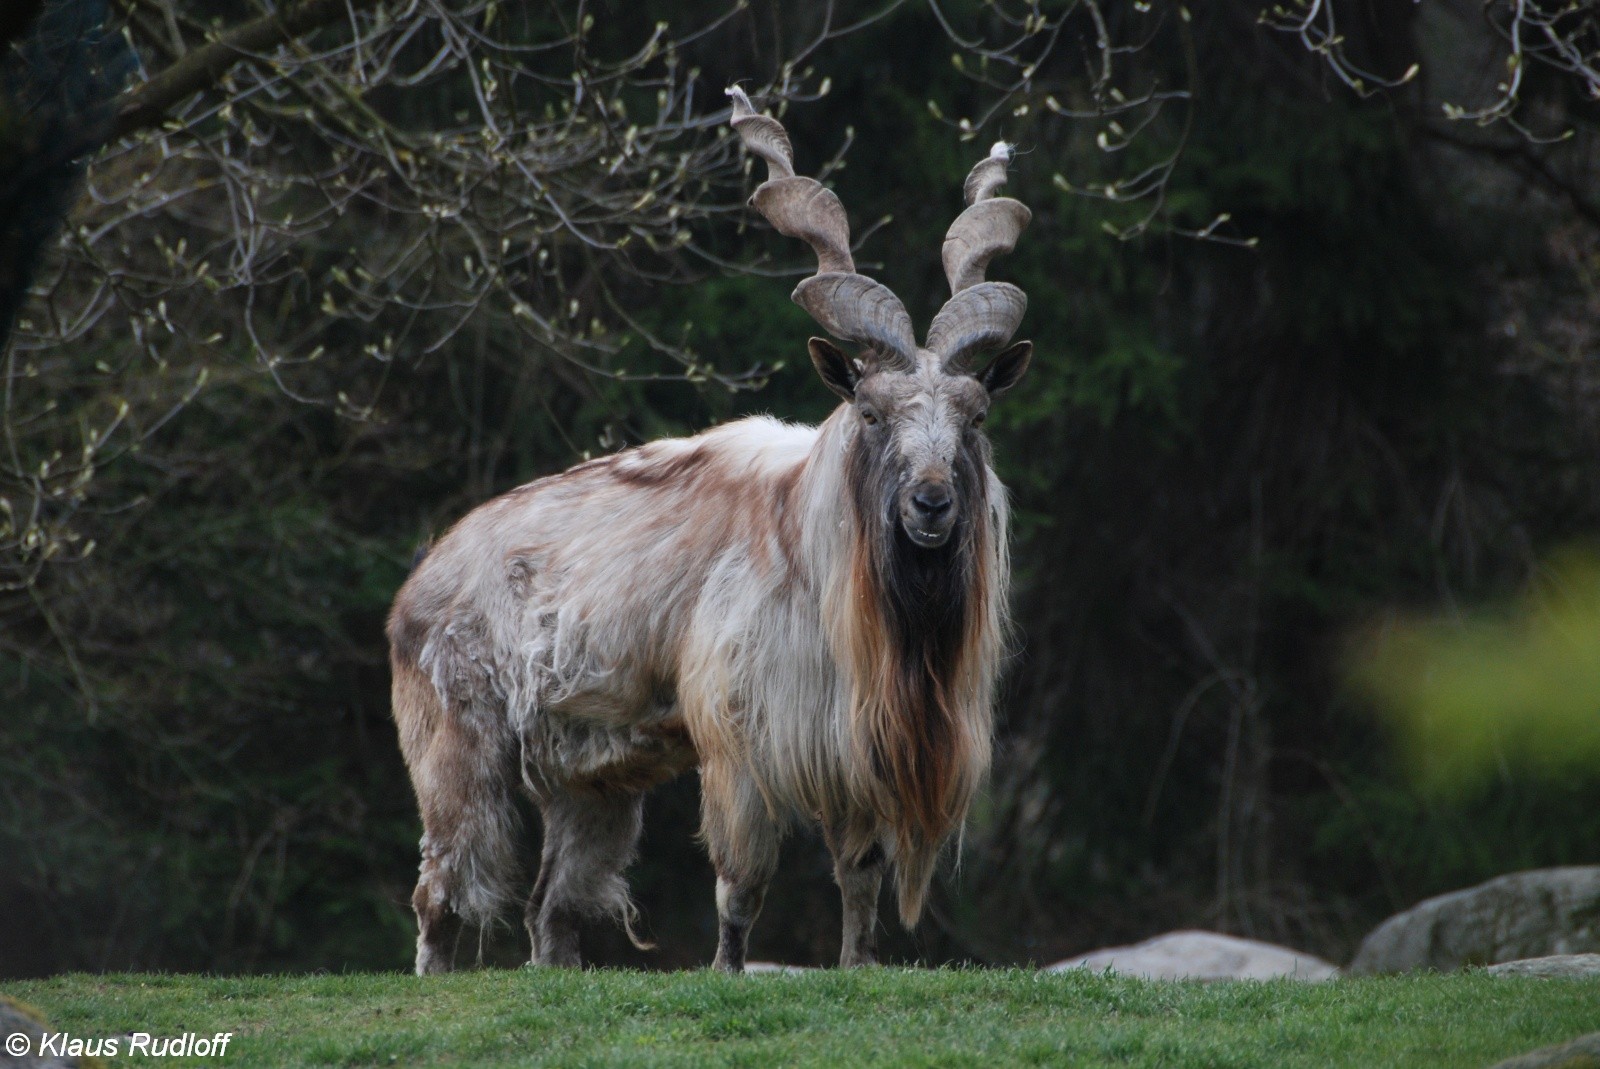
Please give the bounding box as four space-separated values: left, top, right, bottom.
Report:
394 659 521 937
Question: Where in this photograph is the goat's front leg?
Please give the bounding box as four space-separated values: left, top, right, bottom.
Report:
700 761 778 973
825 824 885 967
713 872 769 973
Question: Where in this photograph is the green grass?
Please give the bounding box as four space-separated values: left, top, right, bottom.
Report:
7 969 1599 1068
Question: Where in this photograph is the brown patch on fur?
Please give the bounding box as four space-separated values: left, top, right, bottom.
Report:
505 553 539 599
575 755 694 795
386 580 434 667
608 445 712 487
770 461 807 584
647 715 692 745
586 718 700 794
390 656 442 767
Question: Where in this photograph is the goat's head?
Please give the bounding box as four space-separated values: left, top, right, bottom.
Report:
728 88 1032 550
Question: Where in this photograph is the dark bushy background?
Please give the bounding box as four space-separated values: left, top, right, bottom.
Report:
4 1 1599 975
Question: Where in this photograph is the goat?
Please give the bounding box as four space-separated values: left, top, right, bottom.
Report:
387 87 1034 972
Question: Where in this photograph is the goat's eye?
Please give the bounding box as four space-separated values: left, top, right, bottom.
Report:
971 412 987 428
861 408 879 426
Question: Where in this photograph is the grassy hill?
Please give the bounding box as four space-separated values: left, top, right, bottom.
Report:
7 968 1600 1067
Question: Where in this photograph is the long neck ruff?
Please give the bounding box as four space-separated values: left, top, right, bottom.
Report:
806 410 1004 919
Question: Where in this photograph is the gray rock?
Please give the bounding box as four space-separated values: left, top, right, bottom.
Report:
1486 1032 1600 1069
1486 954 1600 979
1046 929 1339 981
1349 867 1600 975
0 998 79 1068
741 961 812 974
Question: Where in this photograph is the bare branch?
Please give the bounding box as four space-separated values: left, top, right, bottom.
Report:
112 0 378 140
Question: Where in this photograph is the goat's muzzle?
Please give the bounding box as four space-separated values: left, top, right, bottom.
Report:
901 480 955 548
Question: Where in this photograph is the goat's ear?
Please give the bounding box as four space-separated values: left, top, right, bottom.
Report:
976 340 1032 400
809 337 860 401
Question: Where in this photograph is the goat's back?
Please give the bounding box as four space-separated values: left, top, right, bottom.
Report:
388 415 822 733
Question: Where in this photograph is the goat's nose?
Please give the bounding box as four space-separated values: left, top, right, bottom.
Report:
911 484 952 517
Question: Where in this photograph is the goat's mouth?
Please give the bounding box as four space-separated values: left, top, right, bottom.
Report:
900 517 953 549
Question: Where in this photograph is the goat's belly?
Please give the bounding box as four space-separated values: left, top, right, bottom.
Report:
521 687 697 797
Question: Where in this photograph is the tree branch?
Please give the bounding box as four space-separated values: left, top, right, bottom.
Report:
111 0 373 141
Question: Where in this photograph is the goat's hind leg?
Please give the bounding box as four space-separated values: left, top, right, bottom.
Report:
413 836 465 974
395 666 521 975
525 787 647 967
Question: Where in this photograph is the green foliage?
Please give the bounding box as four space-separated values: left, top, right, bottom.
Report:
1351 547 1600 793
12 970 1600 1068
